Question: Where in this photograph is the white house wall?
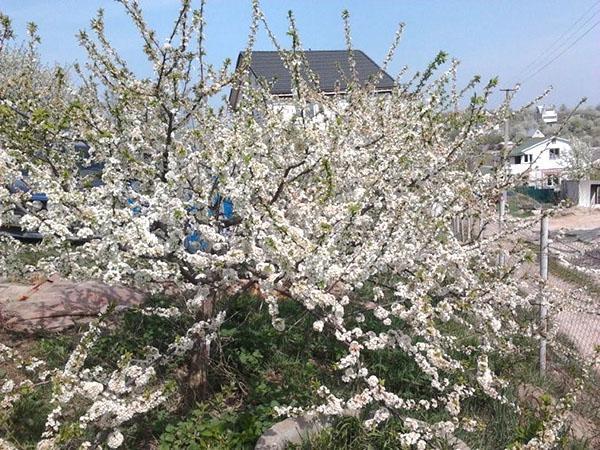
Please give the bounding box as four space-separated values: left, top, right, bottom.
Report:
271 98 348 124
577 180 600 207
580 180 590 207
271 102 298 121
510 139 572 187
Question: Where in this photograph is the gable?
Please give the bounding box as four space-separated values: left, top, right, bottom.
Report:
229 50 395 107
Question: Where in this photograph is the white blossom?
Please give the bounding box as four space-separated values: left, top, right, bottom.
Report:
106 430 124 448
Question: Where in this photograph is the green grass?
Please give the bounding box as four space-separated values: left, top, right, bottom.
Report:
2 287 597 449
152 293 349 449
289 303 596 450
507 192 541 218
507 190 559 219
0 295 193 449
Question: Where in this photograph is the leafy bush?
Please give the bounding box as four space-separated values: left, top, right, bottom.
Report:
0 386 53 448
156 294 342 448
87 296 193 371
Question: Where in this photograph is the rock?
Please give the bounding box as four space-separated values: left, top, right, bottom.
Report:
517 384 555 410
0 275 145 333
566 411 598 446
255 411 470 450
517 384 598 446
255 414 337 450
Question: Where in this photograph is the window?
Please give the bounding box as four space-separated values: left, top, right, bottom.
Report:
549 148 560 159
591 184 600 205
522 154 532 163
546 175 559 187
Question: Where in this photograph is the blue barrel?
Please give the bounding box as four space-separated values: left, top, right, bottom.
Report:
222 198 234 219
127 198 142 215
184 230 209 254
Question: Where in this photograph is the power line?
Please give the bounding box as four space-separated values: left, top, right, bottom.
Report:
519 13 600 82
516 0 600 80
520 19 600 84
515 0 600 82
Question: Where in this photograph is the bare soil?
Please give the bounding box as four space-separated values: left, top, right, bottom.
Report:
549 207 600 231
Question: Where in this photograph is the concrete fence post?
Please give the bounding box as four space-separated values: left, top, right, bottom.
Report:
498 191 507 266
539 214 549 376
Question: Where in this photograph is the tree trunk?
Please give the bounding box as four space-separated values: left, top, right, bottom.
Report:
186 289 214 404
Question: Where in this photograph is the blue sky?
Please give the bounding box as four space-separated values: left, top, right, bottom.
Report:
2 0 599 107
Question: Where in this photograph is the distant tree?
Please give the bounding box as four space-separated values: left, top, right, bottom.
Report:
563 136 600 179
510 104 600 147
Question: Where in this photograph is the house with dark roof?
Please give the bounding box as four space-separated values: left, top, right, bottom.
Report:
509 133 572 188
228 50 395 110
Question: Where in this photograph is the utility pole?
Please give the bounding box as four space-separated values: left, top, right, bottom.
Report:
498 88 517 266
539 214 549 375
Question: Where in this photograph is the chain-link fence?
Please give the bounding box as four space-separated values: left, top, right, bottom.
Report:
546 227 600 366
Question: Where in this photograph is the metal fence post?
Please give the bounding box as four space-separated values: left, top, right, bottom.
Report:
539 214 549 375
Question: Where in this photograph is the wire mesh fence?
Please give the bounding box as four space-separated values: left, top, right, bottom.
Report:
554 309 600 362
539 218 600 372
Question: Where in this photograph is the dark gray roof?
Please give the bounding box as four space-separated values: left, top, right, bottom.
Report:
510 137 547 157
229 50 395 107
509 136 570 157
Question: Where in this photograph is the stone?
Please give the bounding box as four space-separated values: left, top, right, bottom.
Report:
565 411 598 446
517 384 598 446
254 411 470 450
255 414 335 450
517 384 555 410
0 275 145 333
